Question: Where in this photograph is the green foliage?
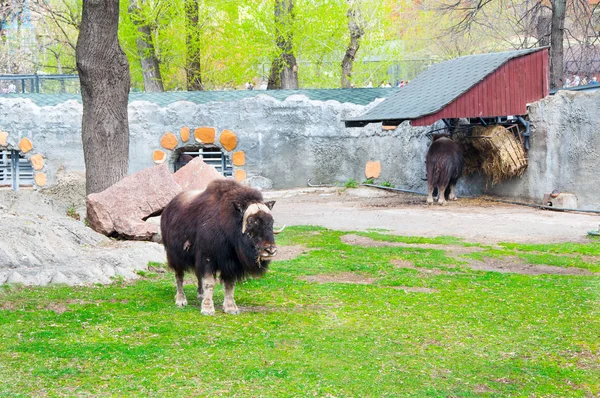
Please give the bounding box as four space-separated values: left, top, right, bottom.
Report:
66 204 80 221
380 180 394 187
20 0 410 90
344 178 358 188
1 226 599 396
362 177 375 184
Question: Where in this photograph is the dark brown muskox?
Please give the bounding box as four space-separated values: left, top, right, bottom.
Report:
426 135 464 205
160 179 280 315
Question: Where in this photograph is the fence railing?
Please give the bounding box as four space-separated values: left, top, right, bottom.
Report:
0 74 79 94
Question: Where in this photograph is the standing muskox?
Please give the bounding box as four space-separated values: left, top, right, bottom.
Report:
160 179 280 315
426 135 464 205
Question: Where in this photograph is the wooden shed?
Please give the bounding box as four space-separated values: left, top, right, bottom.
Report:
345 48 549 128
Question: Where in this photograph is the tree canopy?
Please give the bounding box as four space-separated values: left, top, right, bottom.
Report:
1 0 598 91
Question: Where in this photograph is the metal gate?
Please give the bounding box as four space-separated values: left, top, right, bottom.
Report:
174 146 233 177
0 150 34 190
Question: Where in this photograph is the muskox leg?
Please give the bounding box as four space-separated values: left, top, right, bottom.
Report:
174 270 188 307
437 183 448 205
194 267 203 301
448 183 457 201
427 182 435 205
200 273 216 316
223 281 240 315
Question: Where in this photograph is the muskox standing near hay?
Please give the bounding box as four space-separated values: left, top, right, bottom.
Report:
160 179 281 315
426 135 464 205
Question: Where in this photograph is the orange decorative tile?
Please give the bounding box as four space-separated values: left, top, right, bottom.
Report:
19 137 33 153
180 126 190 142
232 151 245 166
30 154 44 171
34 173 47 187
0 131 8 146
234 169 246 182
194 127 216 144
160 132 178 150
153 150 167 164
220 129 237 151
365 161 381 179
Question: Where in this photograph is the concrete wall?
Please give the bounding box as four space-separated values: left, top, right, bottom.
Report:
0 89 598 208
486 90 600 209
127 94 437 190
0 99 83 186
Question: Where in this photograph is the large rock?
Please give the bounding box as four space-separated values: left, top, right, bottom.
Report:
0 189 166 286
86 164 181 240
242 175 274 191
173 157 224 191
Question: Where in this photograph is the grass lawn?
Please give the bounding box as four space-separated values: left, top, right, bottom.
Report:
1 226 599 397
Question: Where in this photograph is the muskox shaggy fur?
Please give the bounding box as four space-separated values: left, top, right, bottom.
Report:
426 135 464 205
160 179 278 315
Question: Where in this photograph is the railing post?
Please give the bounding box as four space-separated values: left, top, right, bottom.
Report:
11 150 19 191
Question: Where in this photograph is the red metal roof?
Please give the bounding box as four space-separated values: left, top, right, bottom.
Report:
346 48 549 128
411 49 549 126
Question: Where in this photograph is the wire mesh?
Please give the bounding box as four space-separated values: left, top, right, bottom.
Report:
0 87 400 107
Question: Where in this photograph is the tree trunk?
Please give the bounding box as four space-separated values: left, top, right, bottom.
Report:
129 0 164 92
267 59 281 89
185 0 203 91
535 4 552 47
267 0 298 90
76 0 130 195
549 0 566 89
341 0 364 88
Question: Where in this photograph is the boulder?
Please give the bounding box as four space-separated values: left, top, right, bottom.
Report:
86 164 181 240
242 175 274 191
173 157 224 191
0 189 166 286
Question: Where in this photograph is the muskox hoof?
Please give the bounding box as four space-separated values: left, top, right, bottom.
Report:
438 200 448 206
201 300 215 315
201 307 215 316
224 306 240 315
175 294 188 307
426 197 434 205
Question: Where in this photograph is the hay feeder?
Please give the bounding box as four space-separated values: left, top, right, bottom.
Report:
455 124 528 185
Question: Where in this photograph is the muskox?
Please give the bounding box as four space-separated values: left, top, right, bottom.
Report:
160 179 280 315
426 135 464 205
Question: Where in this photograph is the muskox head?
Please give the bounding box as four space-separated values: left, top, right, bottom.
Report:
234 201 278 261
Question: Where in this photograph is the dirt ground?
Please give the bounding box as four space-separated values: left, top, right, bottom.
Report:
265 187 600 244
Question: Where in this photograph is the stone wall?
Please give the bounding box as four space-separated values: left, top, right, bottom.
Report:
1 94 452 194
127 94 438 190
0 99 83 188
486 90 600 209
0 89 599 208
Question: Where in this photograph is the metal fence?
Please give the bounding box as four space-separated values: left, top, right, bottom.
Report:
174 146 233 177
0 150 34 190
0 74 79 94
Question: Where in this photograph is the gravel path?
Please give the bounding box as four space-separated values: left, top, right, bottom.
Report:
266 187 600 244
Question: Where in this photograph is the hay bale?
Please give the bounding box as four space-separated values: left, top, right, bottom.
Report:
471 125 527 185
453 130 482 175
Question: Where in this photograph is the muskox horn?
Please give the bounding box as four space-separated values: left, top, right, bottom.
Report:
273 225 286 234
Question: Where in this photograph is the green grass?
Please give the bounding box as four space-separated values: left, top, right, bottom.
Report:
344 178 358 188
462 242 600 273
1 226 599 397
